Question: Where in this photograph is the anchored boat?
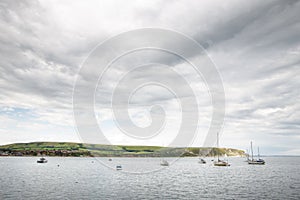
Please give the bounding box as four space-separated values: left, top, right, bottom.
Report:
198 148 207 164
214 160 230 166
160 159 169 166
198 158 206 164
116 165 122 170
213 132 230 167
37 157 47 163
248 141 265 165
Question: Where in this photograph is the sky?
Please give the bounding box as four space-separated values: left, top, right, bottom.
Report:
0 0 299 155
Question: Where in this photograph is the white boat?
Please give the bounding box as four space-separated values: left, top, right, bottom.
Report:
213 132 230 167
214 160 230 166
160 159 169 166
248 142 265 165
37 157 47 163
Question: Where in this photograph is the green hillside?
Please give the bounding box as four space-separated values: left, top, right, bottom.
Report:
0 142 245 157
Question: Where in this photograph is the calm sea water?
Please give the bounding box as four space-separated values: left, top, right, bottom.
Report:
0 157 299 199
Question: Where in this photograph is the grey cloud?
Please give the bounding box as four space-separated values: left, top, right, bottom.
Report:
0 0 299 153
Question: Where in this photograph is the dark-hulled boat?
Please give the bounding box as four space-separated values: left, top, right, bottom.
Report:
247 142 265 165
37 157 48 163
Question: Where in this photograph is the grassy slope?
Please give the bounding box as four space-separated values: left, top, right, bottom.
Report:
0 142 245 157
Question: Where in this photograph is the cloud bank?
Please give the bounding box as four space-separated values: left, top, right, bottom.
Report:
0 0 299 154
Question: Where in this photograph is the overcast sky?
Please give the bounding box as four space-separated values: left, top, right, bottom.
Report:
0 0 299 155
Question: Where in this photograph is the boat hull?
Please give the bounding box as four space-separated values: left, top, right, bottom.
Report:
160 163 169 166
248 161 265 165
37 160 47 163
214 161 230 166
37 157 48 163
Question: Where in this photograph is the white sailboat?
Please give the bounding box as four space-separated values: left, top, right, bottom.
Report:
213 132 230 166
247 141 265 165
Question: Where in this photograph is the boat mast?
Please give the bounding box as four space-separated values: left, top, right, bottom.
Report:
250 141 254 161
258 147 260 159
217 132 220 161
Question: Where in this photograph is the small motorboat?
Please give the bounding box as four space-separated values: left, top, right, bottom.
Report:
198 158 206 164
108 158 112 161
116 165 122 170
160 159 169 166
37 157 48 163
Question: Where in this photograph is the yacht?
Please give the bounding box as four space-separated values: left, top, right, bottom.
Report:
214 160 230 166
213 132 230 167
248 142 265 165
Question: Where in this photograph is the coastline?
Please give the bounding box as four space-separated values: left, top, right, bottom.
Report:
0 141 245 158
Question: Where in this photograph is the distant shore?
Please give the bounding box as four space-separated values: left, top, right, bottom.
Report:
0 142 245 157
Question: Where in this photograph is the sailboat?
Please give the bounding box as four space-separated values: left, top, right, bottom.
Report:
244 149 250 162
198 149 206 164
213 132 230 166
247 141 265 165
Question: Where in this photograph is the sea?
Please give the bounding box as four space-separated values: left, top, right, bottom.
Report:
0 156 299 199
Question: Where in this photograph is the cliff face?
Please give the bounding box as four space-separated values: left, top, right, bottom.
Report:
0 142 245 157
184 147 245 157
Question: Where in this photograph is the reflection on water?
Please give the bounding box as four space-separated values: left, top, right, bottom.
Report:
0 157 299 199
